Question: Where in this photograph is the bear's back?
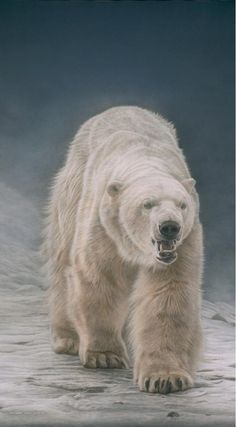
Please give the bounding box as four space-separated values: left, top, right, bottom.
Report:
87 106 176 152
67 106 191 192
71 106 176 157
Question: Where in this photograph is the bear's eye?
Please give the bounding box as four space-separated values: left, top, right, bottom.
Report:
143 201 154 210
180 202 187 210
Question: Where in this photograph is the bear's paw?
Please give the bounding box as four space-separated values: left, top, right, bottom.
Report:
52 336 79 355
82 350 129 369
137 368 193 394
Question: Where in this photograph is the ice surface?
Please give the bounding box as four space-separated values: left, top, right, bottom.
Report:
0 183 235 427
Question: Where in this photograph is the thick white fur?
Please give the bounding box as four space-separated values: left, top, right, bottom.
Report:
44 106 203 394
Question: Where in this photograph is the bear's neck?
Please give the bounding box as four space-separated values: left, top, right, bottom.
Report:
108 149 172 185
92 139 190 196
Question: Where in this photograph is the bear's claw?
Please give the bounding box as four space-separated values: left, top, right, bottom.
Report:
138 370 193 394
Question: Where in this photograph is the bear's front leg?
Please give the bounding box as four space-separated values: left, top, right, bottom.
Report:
66 265 130 369
130 268 202 394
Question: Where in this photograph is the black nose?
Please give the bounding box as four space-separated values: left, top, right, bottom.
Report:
159 221 180 239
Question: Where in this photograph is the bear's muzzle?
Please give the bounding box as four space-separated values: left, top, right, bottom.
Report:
152 239 178 265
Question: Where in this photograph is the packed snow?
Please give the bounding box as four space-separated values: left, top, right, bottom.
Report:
0 183 234 426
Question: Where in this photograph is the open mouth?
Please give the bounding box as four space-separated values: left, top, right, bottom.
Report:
153 239 177 265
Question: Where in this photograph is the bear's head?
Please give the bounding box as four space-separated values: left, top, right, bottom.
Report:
100 175 198 267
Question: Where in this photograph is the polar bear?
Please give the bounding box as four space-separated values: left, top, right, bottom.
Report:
44 106 203 394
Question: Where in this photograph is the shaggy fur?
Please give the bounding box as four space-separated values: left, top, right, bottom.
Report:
44 106 203 394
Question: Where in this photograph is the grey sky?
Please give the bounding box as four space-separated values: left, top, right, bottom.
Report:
0 0 234 302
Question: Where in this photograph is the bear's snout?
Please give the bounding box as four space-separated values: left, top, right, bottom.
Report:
159 221 181 240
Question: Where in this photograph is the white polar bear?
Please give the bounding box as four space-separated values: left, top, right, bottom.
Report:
44 106 203 394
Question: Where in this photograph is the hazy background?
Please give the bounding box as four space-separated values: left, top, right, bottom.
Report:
0 0 234 302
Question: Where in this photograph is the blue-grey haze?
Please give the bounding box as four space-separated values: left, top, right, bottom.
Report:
0 0 234 302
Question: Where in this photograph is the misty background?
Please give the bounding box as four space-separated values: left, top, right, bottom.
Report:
0 1 234 303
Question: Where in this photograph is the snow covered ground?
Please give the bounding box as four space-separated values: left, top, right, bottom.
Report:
0 183 235 427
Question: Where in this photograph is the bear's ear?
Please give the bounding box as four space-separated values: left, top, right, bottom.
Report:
107 181 123 197
181 178 196 194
